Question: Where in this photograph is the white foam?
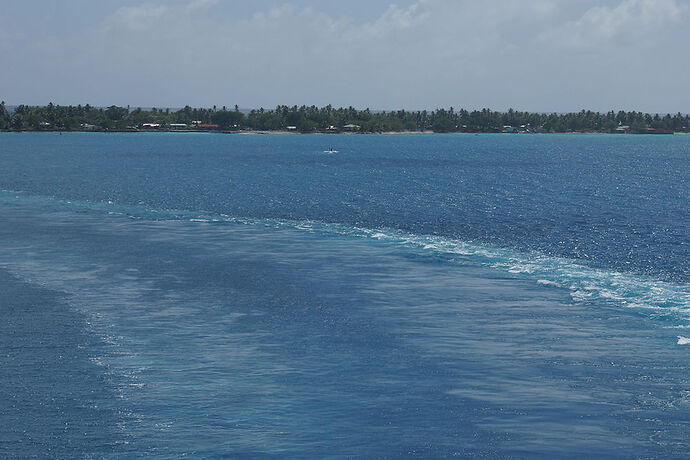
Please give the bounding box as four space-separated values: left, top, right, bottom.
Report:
571 290 594 301
2 188 689 327
677 336 690 345
537 279 560 287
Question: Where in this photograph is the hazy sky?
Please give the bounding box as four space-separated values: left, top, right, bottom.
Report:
1 0 689 112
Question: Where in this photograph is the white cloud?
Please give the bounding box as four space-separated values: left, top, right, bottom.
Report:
185 0 219 13
104 3 169 32
542 0 687 48
103 0 219 32
5 0 690 112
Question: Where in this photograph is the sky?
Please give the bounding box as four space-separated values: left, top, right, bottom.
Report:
1 0 689 112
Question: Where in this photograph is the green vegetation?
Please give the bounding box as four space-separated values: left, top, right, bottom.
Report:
0 101 10 130
2 102 689 134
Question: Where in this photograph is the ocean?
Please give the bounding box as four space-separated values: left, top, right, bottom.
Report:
0 132 688 458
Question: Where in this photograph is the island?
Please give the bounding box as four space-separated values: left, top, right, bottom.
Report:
0 102 687 134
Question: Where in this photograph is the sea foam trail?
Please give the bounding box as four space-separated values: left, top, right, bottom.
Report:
2 190 689 326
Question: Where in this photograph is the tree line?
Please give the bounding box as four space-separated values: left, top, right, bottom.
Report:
1 101 688 133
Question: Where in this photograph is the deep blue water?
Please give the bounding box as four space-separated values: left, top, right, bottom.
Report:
0 132 688 458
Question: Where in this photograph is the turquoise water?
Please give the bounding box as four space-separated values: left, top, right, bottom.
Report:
0 132 688 458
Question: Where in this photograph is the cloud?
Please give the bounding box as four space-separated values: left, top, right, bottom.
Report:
541 0 688 48
103 3 169 32
5 0 690 112
185 0 219 13
102 0 219 33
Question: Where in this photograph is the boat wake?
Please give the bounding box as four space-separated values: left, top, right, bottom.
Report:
2 189 689 327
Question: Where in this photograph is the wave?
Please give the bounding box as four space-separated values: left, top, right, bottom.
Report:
2 189 689 326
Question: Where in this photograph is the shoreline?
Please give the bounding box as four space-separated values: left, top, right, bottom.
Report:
0 129 684 135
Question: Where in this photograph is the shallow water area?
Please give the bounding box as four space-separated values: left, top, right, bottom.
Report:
0 132 689 457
